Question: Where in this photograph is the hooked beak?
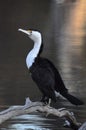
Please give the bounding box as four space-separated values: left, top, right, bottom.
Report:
18 28 32 36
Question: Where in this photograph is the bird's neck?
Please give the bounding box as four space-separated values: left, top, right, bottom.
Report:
26 41 42 69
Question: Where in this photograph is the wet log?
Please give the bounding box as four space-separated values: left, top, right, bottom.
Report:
0 97 81 129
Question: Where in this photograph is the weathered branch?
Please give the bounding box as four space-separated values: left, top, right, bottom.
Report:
79 122 86 130
0 97 81 129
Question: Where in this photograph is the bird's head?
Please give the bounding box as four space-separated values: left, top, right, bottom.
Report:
18 28 42 43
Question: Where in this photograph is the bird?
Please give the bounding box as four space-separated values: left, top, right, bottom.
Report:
18 28 84 105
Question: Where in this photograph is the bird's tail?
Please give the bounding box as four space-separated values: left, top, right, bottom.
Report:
61 92 84 105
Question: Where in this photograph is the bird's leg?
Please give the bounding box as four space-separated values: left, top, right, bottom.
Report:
40 96 51 105
44 97 49 104
40 95 45 102
48 98 51 105
44 98 51 106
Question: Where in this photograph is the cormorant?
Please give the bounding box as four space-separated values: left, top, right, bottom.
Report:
18 28 84 105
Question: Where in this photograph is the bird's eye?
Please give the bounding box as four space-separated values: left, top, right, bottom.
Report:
28 30 32 35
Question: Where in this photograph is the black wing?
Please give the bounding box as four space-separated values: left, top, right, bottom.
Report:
29 57 56 101
36 57 68 94
43 58 84 105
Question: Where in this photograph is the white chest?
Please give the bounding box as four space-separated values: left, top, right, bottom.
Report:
26 42 41 69
26 53 35 69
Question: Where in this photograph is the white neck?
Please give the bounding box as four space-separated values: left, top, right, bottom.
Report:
26 41 41 69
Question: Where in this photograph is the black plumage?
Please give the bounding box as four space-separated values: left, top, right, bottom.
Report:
29 43 84 105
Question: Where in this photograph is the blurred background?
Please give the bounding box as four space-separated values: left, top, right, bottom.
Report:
0 0 86 129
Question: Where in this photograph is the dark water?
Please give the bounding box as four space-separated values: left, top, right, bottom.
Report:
0 0 86 129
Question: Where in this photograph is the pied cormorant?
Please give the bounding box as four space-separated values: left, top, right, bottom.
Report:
18 28 83 105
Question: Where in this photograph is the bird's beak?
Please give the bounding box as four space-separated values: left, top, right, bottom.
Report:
18 28 32 36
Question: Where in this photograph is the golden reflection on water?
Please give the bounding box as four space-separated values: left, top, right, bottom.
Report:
65 0 86 45
58 0 86 92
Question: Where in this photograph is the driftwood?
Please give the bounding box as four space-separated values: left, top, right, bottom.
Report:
0 97 81 129
79 122 86 130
